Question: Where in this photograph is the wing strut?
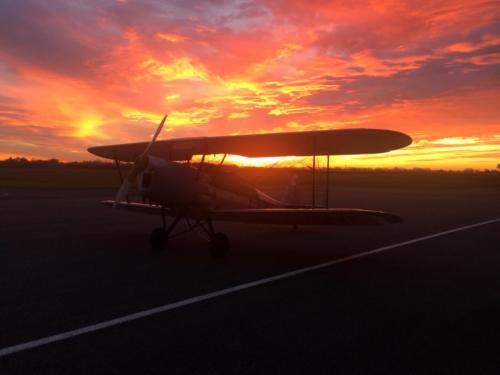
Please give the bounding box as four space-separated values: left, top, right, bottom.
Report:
113 152 129 203
196 153 206 180
114 158 124 184
212 153 227 185
312 154 316 208
219 153 227 166
311 136 316 209
325 155 330 209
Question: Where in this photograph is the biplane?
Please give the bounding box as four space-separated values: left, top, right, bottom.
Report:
88 114 412 257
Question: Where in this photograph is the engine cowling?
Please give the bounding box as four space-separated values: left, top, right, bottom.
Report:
137 156 215 211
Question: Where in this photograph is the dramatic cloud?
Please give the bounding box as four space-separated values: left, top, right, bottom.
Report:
0 0 499 169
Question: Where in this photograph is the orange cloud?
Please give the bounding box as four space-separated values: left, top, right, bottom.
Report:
0 0 499 169
156 32 188 43
442 34 500 53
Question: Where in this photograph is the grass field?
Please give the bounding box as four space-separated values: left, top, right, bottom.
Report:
238 168 500 190
0 168 121 189
1 167 499 190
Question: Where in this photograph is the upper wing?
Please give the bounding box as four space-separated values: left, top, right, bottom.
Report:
88 128 412 162
105 201 402 226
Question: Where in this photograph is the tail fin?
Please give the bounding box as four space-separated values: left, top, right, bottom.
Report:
283 173 299 206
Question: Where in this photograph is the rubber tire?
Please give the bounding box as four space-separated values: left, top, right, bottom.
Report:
209 232 229 258
150 227 168 251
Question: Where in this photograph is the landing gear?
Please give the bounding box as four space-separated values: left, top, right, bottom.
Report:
206 218 229 258
150 227 168 251
149 209 230 257
209 232 229 258
149 211 182 251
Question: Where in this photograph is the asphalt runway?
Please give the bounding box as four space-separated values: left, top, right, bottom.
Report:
1 187 499 374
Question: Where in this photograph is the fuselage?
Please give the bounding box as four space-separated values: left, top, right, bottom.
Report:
137 157 283 215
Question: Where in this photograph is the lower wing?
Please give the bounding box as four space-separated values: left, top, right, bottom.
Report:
104 201 402 226
210 208 401 225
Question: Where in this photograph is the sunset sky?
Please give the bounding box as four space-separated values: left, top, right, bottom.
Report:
0 0 499 169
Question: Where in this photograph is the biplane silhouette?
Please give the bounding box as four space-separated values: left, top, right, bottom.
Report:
89 114 412 257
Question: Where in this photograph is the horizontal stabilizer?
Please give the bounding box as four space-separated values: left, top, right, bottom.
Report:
102 200 175 215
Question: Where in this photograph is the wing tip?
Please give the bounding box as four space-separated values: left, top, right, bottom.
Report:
399 131 413 149
87 145 110 159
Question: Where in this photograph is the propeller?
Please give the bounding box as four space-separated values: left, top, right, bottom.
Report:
113 114 168 207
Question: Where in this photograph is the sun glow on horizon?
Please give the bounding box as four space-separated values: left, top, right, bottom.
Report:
73 116 103 138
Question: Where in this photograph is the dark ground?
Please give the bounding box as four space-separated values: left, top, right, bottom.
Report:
1 186 499 374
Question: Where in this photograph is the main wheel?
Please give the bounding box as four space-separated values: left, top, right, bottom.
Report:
209 232 229 258
149 227 168 251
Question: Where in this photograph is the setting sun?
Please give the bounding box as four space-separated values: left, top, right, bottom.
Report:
74 117 102 138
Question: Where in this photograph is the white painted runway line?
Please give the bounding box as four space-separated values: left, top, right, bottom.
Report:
1 217 499 358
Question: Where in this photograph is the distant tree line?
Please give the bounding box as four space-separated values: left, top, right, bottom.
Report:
0 157 121 169
0 157 498 174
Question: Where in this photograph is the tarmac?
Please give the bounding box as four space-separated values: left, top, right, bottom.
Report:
1 187 499 374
